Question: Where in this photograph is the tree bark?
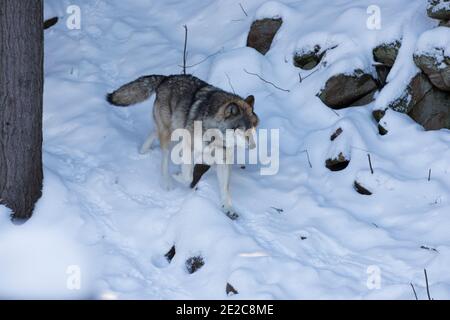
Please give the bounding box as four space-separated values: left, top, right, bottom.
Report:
0 0 44 220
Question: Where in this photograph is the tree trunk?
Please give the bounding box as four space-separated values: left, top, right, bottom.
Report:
0 0 44 220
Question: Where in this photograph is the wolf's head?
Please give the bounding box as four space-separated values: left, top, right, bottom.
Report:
205 93 259 149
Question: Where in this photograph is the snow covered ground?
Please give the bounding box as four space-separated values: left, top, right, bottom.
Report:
1 0 449 299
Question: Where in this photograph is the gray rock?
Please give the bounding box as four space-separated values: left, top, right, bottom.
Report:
372 109 388 135
375 64 391 88
354 181 372 195
414 52 450 92
247 18 282 55
318 70 378 109
293 45 326 70
387 72 450 130
409 86 450 130
427 0 450 20
325 152 350 171
389 73 433 113
373 40 401 67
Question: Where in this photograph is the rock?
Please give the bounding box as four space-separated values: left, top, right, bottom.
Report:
373 41 401 88
375 64 391 88
293 45 326 70
389 73 433 114
318 70 378 109
373 41 401 67
191 164 211 189
350 90 378 107
44 17 58 30
165 245 176 263
330 128 343 141
387 72 450 130
372 109 388 135
354 181 372 195
247 18 282 55
414 52 450 92
325 152 350 171
378 124 389 136
427 0 450 20
186 256 205 274
372 109 386 122
409 86 450 130
226 283 238 296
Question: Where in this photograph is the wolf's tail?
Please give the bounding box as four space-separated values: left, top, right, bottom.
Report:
106 75 166 107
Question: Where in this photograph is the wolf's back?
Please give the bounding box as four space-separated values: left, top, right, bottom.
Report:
107 75 166 107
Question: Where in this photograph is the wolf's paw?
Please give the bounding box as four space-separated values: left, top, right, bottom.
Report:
222 205 239 220
172 172 190 186
139 145 152 155
161 177 174 191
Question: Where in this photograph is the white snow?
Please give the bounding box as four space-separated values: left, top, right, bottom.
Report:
415 27 450 67
1 0 450 299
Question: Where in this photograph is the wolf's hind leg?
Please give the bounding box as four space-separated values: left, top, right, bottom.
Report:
140 132 157 154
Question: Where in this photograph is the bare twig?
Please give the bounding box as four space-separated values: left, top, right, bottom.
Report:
428 169 431 182
178 48 224 69
330 108 340 117
410 283 418 300
367 154 374 175
182 25 188 75
243 69 290 92
239 3 248 17
300 149 313 168
299 68 320 83
270 207 284 214
424 269 432 300
225 73 236 94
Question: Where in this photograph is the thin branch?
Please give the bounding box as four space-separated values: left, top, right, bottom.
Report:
270 207 284 214
182 25 188 75
239 3 248 17
300 149 313 168
424 269 432 300
225 73 236 94
410 283 418 300
330 108 340 117
243 69 290 92
367 154 374 175
178 48 224 69
299 68 320 83
428 169 431 182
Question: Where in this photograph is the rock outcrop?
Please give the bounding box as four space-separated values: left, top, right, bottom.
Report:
318 70 378 109
427 0 450 21
247 18 283 55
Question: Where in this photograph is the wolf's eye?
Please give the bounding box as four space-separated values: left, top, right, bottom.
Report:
226 103 240 117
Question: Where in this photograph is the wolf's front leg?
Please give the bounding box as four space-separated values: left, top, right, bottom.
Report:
161 148 173 191
216 164 238 220
172 163 193 186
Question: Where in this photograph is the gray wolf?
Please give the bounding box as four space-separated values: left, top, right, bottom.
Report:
107 74 259 219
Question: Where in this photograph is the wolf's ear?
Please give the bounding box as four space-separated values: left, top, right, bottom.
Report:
225 103 240 118
245 95 255 109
